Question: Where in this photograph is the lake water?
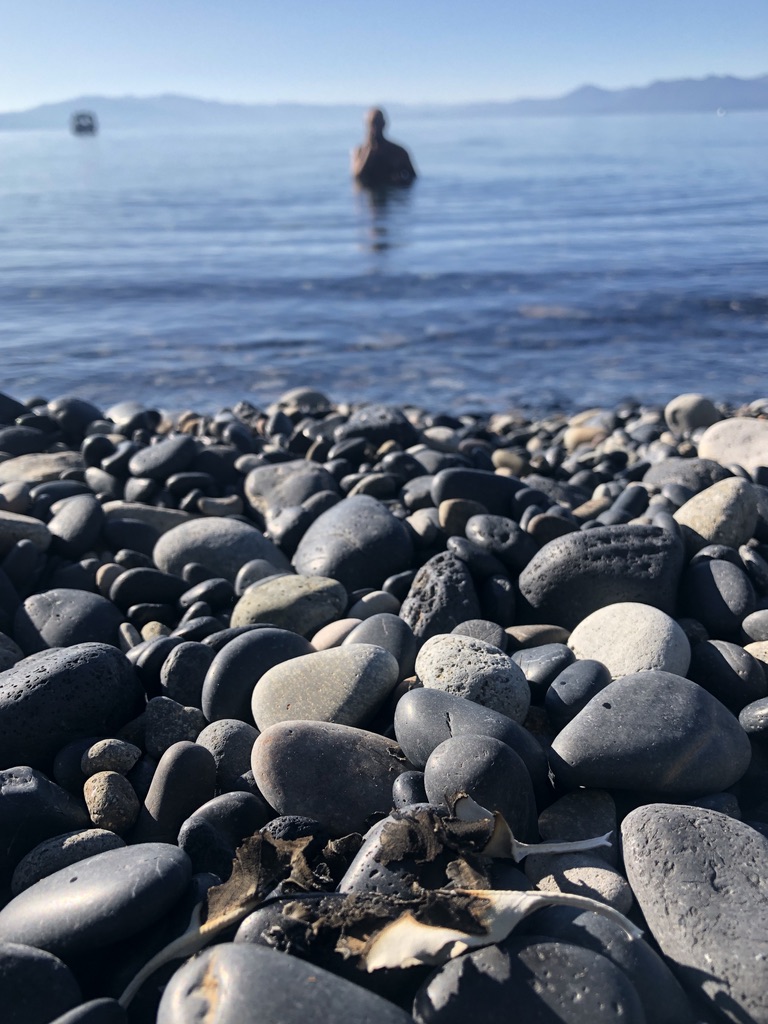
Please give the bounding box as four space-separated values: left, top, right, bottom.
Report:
1 108 766 417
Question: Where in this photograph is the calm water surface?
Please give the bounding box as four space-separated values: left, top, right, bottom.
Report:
0 109 766 416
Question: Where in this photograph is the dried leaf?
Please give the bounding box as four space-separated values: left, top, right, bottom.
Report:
362 887 643 972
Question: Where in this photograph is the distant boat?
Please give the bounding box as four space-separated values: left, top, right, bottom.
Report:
70 111 98 135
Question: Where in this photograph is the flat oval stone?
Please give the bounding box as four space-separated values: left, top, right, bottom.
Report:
252 644 399 730
642 456 732 493
518 524 684 630
11 829 125 895
202 627 313 723
393 686 549 805
550 670 752 794
0 643 143 770
0 843 191 958
622 802 768 1024
292 494 413 591
157 942 414 1024
244 460 339 516
431 467 523 516
252 721 412 835
14 589 126 654
230 574 347 637
153 516 290 583
415 633 530 722
567 602 691 679
698 416 768 475
424 734 538 840
127 434 197 480
0 451 84 485
342 612 419 679
47 494 104 560
109 568 188 612
399 552 481 641
0 941 82 1024
673 477 758 553
413 937 645 1024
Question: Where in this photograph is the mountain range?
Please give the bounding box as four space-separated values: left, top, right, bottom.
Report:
1 73 767 130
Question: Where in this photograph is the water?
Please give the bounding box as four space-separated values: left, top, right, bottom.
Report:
1 108 766 417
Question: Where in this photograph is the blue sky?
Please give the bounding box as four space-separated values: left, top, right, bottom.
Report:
2 0 766 111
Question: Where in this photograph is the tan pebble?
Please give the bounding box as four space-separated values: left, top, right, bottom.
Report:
506 623 570 650
437 498 487 536
119 621 143 651
491 448 527 474
81 738 142 777
347 590 401 619
83 771 140 834
141 621 171 641
311 618 362 650
0 481 31 514
96 562 124 597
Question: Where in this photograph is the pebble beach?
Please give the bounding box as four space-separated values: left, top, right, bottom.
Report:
0 383 767 1023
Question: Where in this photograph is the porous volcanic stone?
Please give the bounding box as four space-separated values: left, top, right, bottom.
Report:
622 803 768 1024
518 524 685 630
399 552 480 640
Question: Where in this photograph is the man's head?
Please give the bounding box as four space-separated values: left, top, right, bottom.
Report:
366 107 386 139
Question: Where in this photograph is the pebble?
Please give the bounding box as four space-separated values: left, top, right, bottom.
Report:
252 643 399 730
0 843 191 959
550 670 752 794
415 633 530 722
622 802 768 1024
83 771 140 834
251 720 412 835
518 523 684 629
0 643 143 770
157 942 414 1024
230 572 347 636
0 941 82 1024
1 387 768 1023
567 601 691 678
10 829 125 896
292 494 413 591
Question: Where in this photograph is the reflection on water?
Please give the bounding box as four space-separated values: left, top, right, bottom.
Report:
354 182 415 252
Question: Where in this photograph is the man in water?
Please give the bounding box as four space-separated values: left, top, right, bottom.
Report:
351 108 417 188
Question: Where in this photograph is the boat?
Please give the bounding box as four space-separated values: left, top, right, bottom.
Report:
70 111 98 135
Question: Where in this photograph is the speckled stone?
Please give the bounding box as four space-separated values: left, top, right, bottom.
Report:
14 589 126 654
143 696 207 759
673 476 758 553
518 524 685 630
230 573 347 637
252 644 399 730
252 720 412 835
0 843 191 959
413 937 645 1024
157 943 414 1024
567 602 691 679
523 852 633 913
83 772 140 834
81 739 142 777
10 829 125 896
415 633 530 722
0 643 143 770
550 670 752 795
622 803 768 1024
153 516 290 583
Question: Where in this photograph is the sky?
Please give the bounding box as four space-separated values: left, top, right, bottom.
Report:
1 0 767 111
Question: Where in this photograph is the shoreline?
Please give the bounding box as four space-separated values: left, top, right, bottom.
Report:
0 384 766 1023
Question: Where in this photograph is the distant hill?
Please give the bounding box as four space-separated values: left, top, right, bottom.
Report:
1 73 767 130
